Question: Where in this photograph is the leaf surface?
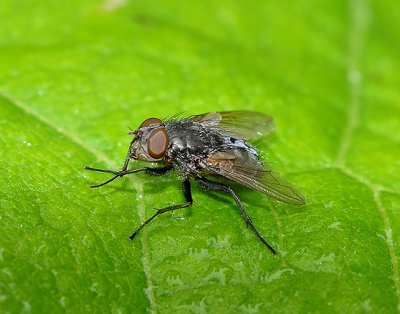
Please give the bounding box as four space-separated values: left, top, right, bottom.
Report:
0 0 399 312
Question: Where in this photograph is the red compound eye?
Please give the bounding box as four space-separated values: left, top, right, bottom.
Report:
147 127 168 159
140 117 163 128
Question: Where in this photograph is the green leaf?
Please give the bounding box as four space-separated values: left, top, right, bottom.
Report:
1 0 399 312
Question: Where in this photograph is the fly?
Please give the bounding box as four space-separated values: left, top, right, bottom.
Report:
85 111 305 254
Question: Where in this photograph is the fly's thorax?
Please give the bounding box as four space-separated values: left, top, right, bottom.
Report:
129 118 169 162
163 120 219 175
166 120 225 153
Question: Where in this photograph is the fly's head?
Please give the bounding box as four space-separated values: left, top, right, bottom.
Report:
128 118 169 162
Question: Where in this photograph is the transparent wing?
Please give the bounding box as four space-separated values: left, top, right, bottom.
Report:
192 111 275 139
204 151 305 205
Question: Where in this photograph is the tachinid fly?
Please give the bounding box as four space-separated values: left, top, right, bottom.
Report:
85 111 305 254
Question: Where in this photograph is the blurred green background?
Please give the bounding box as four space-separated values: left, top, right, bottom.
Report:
1 0 399 313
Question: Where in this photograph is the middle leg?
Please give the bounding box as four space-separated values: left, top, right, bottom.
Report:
129 178 193 239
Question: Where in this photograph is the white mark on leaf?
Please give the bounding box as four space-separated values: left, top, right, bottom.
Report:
328 221 343 231
361 299 373 312
176 298 208 314
204 268 228 286
239 303 262 314
22 300 31 312
59 296 66 308
90 283 99 296
266 269 295 283
102 0 127 11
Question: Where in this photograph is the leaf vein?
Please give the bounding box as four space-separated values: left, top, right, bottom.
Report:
335 0 369 166
0 92 157 311
373 190 400 311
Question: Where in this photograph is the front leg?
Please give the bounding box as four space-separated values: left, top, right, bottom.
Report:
85 165 173 188
129 179 193 239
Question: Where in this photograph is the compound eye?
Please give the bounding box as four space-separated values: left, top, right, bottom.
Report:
140 117 163 128
147 128 168 159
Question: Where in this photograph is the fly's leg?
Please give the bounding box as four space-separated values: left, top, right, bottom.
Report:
85 165 173 188
143 166 174 176
85 138 172 187
196 177 277 254
129 179 193 240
